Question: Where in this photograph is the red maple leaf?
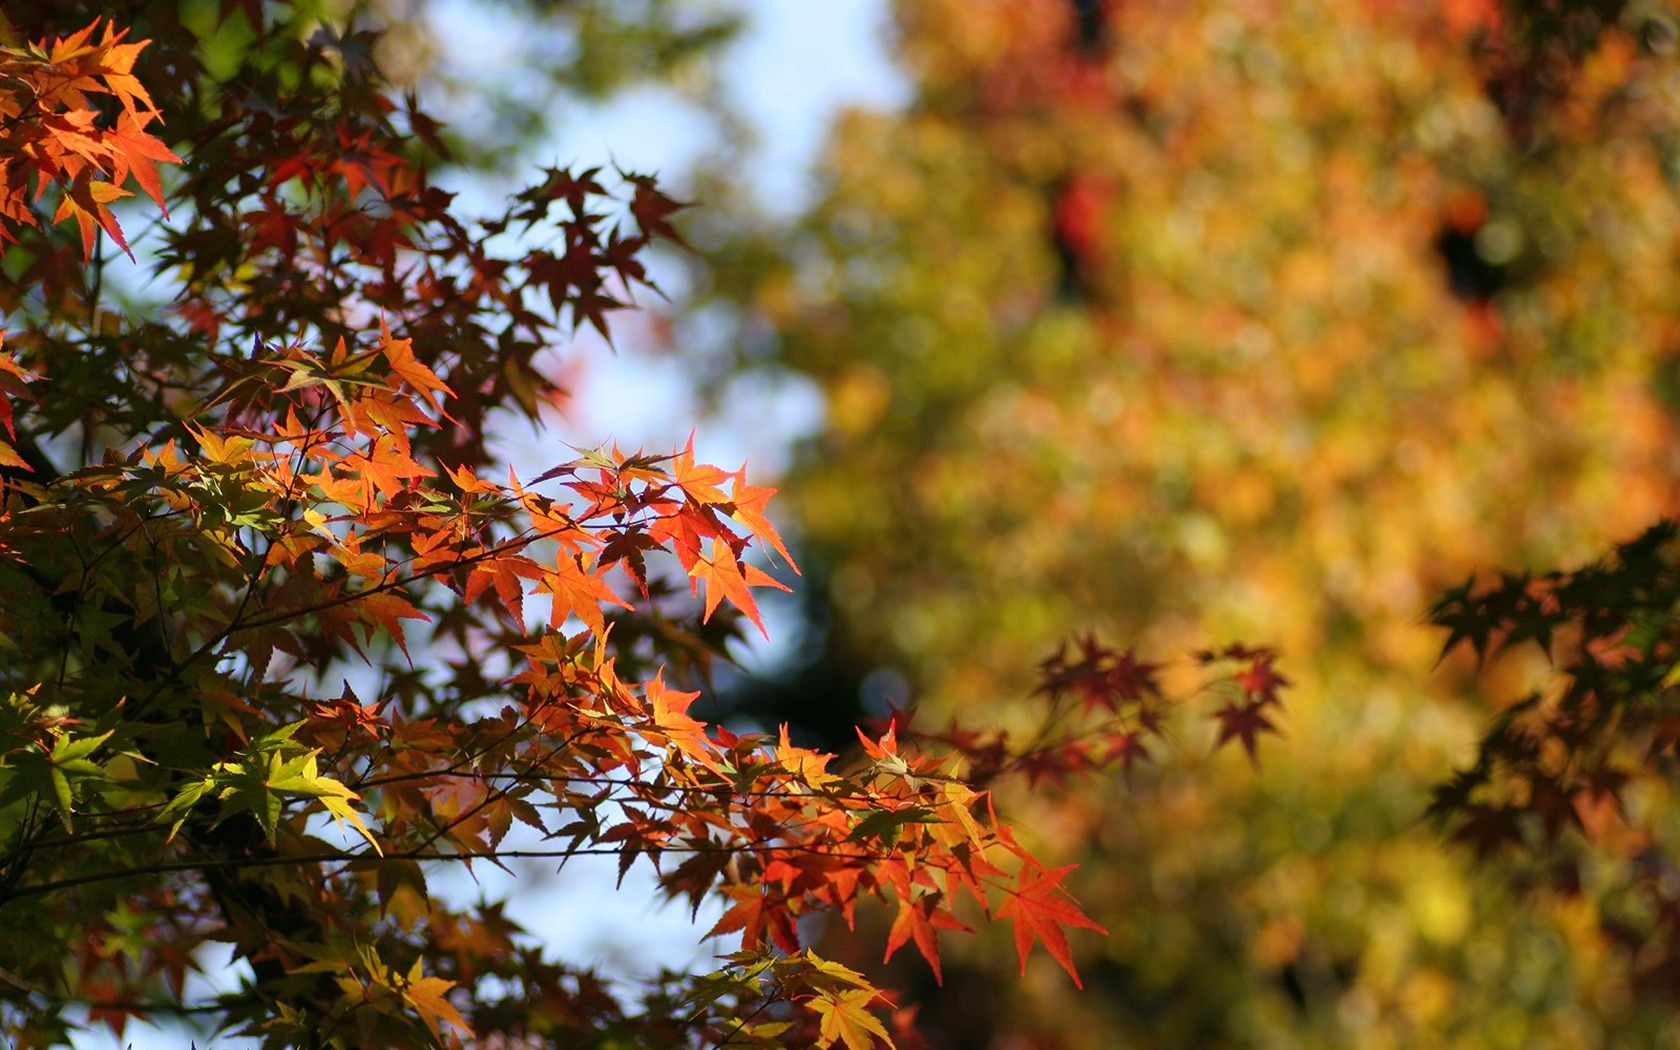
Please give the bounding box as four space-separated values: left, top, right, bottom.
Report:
1211 699 1276 765
884 893 971 983
1235 654 1290 704
995 864 1106 988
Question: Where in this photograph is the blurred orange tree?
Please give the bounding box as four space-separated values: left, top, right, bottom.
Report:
689 0 1680 1045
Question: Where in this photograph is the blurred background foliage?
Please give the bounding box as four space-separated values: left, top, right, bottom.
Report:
669 0 1680 1046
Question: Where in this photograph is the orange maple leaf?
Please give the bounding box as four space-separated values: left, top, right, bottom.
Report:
688 536 788 638
0 345 36 448
883 893 970 984
856 721 901 762
102 110 180 209
670 431 731 505
645 674 725 775
355 590 431 664
538 551 631 635
995 864 1107 988
707 882 799 953
378 323 454 414
727 471 798 570
52 178 132 259
463 555 545 627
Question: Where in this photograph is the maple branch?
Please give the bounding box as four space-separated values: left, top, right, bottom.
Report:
0 843 810 902
356 766 854 806
400 725 588 858
182 520 561 648
88 228 105 317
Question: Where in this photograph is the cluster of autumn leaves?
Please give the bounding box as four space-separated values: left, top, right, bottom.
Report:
0 10 1287 1049
0 19 178 258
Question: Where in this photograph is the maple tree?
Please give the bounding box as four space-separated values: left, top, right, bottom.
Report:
1429 520 1680 1001
0 4 1287 1049
680 0 1680 1045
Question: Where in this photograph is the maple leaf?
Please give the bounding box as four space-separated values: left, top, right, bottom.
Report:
1449 803 1523 859
856 720 903 763
463 555 545 626
0 440 28 471
1104 731 1151 777
995 864 1107 989
776 725 841 792
1105 648 1163 706
671 431 732 505
1035 634 1161 712
538 551 632 635
597 527 661 596
1234 651 1290 704
308 683 388 742
726 471 798 569
398 959 472 1042
624 170 691 248
645 674 727 775
353 590 431 666
883 893 969 984
0 729 113 833
84 979 136 1041
378 323 454 414
44 19 102 66
810 988 895 1050
102 110 181 212
0 344 36 444
571 280 627 342
848 805 938 849
708 883 799 953
1211 699 1277 766
689 536 788 638
53 178 133 259
267 749 383 854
